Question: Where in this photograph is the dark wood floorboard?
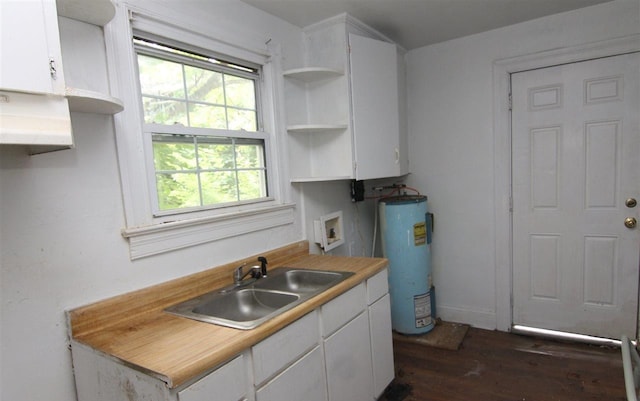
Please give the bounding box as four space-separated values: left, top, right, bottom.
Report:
386 327 626 401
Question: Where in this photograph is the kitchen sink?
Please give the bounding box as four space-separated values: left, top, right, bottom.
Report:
253 269 348 293
165 268 354 330
195 289 299 322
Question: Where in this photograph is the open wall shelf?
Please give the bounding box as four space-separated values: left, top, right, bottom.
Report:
283 67 343 82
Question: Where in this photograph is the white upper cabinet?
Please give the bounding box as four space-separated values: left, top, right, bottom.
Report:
284 15 407 182
349 33 401 180
0 0 120 151
0 0 65 95
0 0 72 150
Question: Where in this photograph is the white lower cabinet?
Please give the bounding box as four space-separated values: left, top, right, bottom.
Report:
324 312 373 401
321 282 367 337
256 346 327 401
321 270 394 401
71 269 393 401
369 293 394 398
178 355 247 401
365 269 395 398
252 311 319 386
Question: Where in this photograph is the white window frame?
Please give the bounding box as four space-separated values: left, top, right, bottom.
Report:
104 3 293 259
146 128 272 216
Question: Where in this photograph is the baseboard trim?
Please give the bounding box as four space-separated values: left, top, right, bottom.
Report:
436 305 496 331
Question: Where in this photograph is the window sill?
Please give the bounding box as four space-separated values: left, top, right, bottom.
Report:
121 203 296 260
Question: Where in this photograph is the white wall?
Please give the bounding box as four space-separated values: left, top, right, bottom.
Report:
4 0 639 399
298 177 401 258
406 0 640 329
0 1 309 400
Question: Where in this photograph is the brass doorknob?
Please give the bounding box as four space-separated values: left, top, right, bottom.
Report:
624 217 637 228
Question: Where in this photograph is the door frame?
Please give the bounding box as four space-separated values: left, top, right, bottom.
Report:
492 34 640 332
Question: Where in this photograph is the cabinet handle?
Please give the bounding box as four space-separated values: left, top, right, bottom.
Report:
395 148 399 164
49 58 57 80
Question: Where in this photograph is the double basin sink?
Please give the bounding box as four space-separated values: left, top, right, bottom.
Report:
165 267 354 330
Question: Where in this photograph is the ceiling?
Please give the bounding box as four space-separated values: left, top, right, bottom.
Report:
240 0 614 50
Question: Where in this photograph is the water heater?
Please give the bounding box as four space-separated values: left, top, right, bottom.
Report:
379 195 434 334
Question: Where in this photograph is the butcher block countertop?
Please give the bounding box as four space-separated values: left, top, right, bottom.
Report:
68 241 388 389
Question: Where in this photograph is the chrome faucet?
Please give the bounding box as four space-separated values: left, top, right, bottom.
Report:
233 256 268 286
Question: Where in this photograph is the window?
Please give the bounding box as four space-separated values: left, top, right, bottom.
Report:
135 38 269 214
106 9 294 259
151 134 267 210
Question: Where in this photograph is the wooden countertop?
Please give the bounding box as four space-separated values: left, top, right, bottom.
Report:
68 241 388 388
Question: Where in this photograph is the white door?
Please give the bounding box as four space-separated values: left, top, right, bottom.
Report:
512 53 640 339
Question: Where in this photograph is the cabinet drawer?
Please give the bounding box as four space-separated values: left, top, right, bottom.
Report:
321 282 366 337
256 346 326 401
178 355 246 401
367 268 388 305
252 310 319 385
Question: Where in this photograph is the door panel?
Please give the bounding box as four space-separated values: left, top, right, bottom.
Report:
349 33 400 180
512 53 640 339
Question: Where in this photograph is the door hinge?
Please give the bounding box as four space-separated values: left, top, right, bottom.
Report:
509 196 513 212
49 58 57 80
508 92 513 111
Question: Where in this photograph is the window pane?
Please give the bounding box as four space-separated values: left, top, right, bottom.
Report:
238 170 266 200
224 75 255 109
137 55 185 99
143 97 188 125
201 171 237 204
235 142 264 168
198 138 234 169
189 103 227 129
152 135 197 170
184 65 224 104
156 172 200 210
227 108 257 131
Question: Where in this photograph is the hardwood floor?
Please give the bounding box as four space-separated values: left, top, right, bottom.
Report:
384 327 627 401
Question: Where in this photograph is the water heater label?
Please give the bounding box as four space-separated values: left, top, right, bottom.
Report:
413 222 427 246
414 293 432 328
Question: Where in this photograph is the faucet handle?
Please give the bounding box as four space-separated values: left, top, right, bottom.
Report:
257 256 268 277
233 263 247 282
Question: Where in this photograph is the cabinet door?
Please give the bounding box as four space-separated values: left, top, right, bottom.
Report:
324 312 373 401
369 294 395 398
256 346 327 401
349 33 400 180
252 311 319 386
178 355 247 401
0 0 65 95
